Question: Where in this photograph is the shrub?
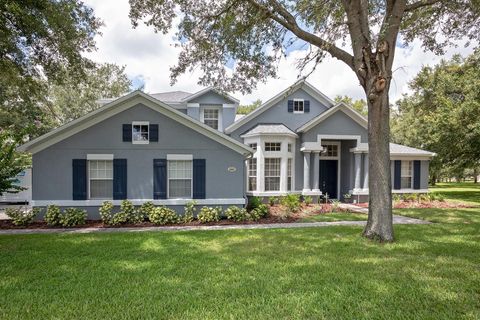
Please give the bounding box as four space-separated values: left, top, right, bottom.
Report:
331 200 341 212
182 200 197 223
277 207 291 220
225 206 248 222
197 206 221 223
99 201 114 224
268 196 277 206
255 203 269 218
139 201 155 217
44 205 62 226
148 206 179 225
5 207 39 226
304 196 313 206
247 196 262 210
60 208 86 227
281 194 301 212
393 194 402 203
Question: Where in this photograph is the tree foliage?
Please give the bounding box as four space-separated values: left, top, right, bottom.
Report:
129 0 479 242
0 130 30 196
391 50 480 182
237 99 262 115
334 95 368 116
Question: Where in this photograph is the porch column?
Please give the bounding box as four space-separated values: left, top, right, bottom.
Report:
303 151 311 192
363 153 369 190
312 151 320 191
354 152 362 191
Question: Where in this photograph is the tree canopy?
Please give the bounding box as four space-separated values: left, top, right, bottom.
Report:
334 95 368 116
129 0 479 241
237 99 262 115
391 50 480 182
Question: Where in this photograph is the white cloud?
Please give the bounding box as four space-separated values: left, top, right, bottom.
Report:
84 0 475 105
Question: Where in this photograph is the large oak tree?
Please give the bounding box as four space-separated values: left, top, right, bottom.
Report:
129 0 479 241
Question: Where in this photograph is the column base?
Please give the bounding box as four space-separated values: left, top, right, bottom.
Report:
302 189 322 196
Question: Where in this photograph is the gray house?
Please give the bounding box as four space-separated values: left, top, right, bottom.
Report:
19 80 434 218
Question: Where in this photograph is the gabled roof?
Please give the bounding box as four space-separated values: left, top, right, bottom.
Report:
18 91 253 156
183 87 239 104
241 124 298 138
150 91 192 102
296 102 368 132
225 79 335 134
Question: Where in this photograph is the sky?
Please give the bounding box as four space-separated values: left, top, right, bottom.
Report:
83 0 475 105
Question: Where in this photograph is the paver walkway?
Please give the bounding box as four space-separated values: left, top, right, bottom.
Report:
0 214 429 235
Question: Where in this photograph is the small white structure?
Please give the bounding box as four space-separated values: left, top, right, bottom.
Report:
1 169 32 203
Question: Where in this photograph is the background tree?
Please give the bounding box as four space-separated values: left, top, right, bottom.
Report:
391 50 480 184
0 0 101 138
334 95 368 116
0 129 30 196
47 63 132 127
237 99 262 115
129 0 479 241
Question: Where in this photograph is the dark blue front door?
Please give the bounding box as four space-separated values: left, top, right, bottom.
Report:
319 160 338 199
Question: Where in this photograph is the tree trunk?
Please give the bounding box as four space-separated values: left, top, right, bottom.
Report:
474 168 478 183
362 85 394 242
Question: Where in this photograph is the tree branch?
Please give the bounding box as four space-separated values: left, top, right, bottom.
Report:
246 0 355 71
405 0 441 12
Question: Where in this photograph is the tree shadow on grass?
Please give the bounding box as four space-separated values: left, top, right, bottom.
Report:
0 225 479 319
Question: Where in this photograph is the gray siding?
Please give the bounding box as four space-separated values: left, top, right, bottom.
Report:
302 110 368 143
229 88 329 141
32 103 246 201
188 91 236 105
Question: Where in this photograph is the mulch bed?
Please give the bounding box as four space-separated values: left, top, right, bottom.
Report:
0 204 345 230
355 201 476 209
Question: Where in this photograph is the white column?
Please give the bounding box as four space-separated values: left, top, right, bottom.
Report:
303 151 311 192
257 137 265 192
354 152 362 192
280 157 288 192
363 153 369 190
312 151 320 191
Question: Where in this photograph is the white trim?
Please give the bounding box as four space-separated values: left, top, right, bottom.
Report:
167 159 193 199
297 102 368 132
166 154 193 161
241 131 298 139
18 91 253 156
246 191 302 197
225 79 335 134
132 121 150 144
31 198 246 207
301 190 322 196
293 99 305 114
87 154 114 160
223 104 236 108
183 87 240 104
200 105 223 131
350 189 429 195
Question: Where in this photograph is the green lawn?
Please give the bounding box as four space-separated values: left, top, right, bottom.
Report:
1 183 479 319
300 212 366 222
430 182 480 205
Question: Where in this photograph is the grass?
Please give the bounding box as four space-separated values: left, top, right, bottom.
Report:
1 182 479 319
430 182 480 205
299 211 366 222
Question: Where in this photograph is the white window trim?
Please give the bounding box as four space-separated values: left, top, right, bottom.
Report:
401 160 414 189
32 198 246 206
264 142 282 152
88 159 113 200
132 121 150 145
200 106 223 131
264 157 281 192
167 154 193 161
293 99 304 114
87 154 114 160
320 142 340 160
167 159 193 199
247 158 257 192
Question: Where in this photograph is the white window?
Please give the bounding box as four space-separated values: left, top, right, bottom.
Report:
203 108 219 129
168 160 192 198
321 144 339 158
287 158 292 191
401 161 413 189
249 143 257 151
88 160 113 199
288 143 292 152
265 142 281 152
248 158 257 191
294 100 304 113
264 158 281 191
132 121 149 144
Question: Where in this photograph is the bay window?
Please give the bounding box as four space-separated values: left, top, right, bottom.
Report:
264 158 281 191
247 158 257 191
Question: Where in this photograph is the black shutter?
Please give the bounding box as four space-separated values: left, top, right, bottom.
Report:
393 160 401 190
122 124 132 142
287 100 293 113
150 124 159 142
153 159 167 199
304 100 310 112
193 159 206 199
413 160 421 189
113 159 127 199
72 159 87 200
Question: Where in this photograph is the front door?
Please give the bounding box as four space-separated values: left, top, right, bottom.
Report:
319 160 338 199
